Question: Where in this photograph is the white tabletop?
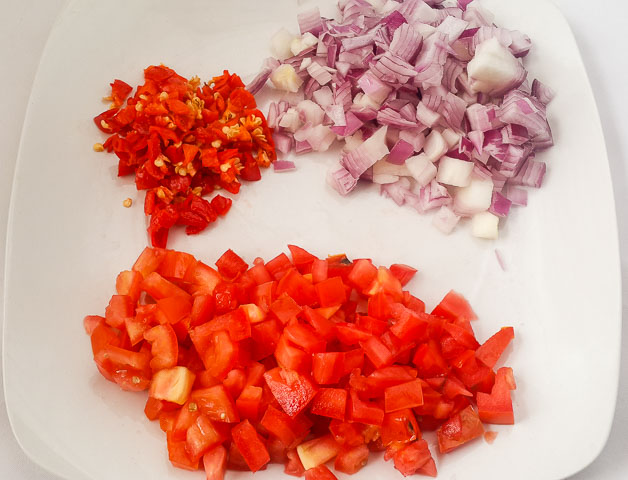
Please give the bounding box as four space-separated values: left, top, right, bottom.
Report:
1 0 626 478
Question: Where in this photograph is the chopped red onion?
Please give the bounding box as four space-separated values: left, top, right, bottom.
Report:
273 160 296 172
260 0 554 238
495 248 507 271
531 78 555 105
388 139 414 165
505 186 528 206
273 132 294 154
488 191 512 217
298 7 324 37
295 139 312 155
433 205 461 234
327 162 358 195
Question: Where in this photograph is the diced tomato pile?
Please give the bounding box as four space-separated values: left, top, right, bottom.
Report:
94 65 277 247
84 245 516 478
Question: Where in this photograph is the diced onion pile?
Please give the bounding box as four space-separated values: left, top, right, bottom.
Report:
248 0 554 239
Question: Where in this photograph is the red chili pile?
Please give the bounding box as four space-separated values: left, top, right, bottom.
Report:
93 65 277 247
84 246 516 479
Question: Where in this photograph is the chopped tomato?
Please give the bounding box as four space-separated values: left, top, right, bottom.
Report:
203 445 227 480
304 465 338 480
384 379 424 412
150 366 195 405
393 439 436 477
144 324 178 371
297 435 341 470
310 388 347 421
334 443 369 474
232 419 270 472
85 246 517 478
475 327 515 369
185 415 224 461
191 385 239 423
476 367 516 424
381 408 420 446
264 367 317 418
431 290 478 323
389 263 418 287
437 405 484 453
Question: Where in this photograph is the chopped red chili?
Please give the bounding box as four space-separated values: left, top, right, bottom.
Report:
94 65 276 247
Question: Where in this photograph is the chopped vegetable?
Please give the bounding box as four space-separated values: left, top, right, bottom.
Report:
84 245 516 477
93 66 277 247
255 0 553 238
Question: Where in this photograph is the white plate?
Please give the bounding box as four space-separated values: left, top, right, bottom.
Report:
3 0 620 479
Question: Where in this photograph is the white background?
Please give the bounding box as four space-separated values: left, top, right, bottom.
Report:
1 0 626 479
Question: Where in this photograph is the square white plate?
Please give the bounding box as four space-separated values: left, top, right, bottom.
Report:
3 0 620 479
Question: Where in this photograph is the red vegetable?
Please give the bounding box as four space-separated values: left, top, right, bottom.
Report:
94 66 276 247
84 246 516 477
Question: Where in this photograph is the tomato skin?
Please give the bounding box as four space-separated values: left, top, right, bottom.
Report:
311 259 328 284
156 296 192 324
384 379 425 412
270 293 302 324
315 276 347 307
288 244 317 267
276 268 318 307
231 419 270 472
312 352 345 385
334 443 369 474
158 250 197 280
310 388 347 421
347 259 378 292
360 336 394 369
236 385 262 421
215 249 248 279
304 465 338 480
265 253 293 280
